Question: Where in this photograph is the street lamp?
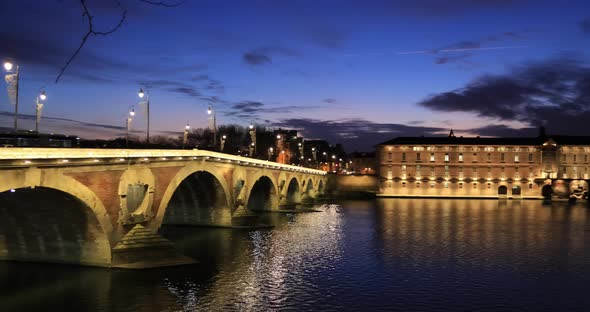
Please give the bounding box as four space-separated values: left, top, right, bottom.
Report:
207 105 217 149
138 88 150 144
4 61 19 134
35 89 47 133
220 134 227 152
183 121 190 149
126 107 135 148
249 123 256 157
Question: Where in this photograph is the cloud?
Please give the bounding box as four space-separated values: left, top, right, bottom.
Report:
242 46 298 66
418 55 590 134
398 32 525 67
323 98 338 104
581 17 590 35
272 118 446 152
224 101 320 120
170 87 201 97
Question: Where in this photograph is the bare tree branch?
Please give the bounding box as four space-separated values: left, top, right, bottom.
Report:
56 0 185 83
55 0 127 83
139 0 187 7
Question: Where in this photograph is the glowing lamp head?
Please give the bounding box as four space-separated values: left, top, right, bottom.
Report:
39 90 47 101
276 135 281 139
3 62 13 71
222 135 227 139
249 124 254 129
138 88 145 98
185 124 190 130
207 107 212 115
129 109 135 117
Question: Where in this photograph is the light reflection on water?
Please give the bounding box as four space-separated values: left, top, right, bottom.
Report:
2 199 590 311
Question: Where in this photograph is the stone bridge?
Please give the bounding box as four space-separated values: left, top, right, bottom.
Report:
0 148 327 268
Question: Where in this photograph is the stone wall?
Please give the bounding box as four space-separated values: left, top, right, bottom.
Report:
326 174 379 198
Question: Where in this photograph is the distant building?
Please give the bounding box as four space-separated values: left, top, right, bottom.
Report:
376 128 590 199
349 152 377 175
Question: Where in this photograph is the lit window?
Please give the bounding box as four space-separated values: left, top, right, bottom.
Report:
444 153 449 162
459 153 463 162
430 153 435 162
514 154 519 162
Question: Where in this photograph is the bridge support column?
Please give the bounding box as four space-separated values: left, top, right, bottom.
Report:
111 224 195 269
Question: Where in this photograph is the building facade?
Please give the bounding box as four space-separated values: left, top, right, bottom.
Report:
377 130 590 199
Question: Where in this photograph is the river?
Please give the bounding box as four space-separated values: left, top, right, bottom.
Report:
1 199 590 311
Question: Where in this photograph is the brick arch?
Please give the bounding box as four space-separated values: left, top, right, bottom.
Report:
284 176 301 206
0 178 113 266
153 162 232 229
245 171 279 211
0 170 113 238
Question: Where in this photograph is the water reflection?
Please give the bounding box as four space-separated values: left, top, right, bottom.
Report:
2 199 590 311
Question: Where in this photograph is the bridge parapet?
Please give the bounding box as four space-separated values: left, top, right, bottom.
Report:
0 148 326 175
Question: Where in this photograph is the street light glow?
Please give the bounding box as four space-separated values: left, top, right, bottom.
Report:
3 62 13 71
39 90 47 101
129 109 135 116
249 124 254 129
207 106 212 115
138 88 145 98
185 124 190 130
276 135 281 139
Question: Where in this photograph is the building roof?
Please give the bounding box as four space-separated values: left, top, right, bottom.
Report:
377 135 590 146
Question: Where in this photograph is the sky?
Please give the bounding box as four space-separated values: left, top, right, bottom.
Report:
0 0 589 151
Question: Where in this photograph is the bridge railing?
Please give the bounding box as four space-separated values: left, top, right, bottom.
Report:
0 148 327 175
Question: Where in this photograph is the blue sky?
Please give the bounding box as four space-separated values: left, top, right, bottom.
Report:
1 0 589 151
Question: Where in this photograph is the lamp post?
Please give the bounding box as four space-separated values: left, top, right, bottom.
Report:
126 107 135 148
268 147 274 161
249 123 256 157
183 122 190 149
138 88 150 144
4 61 19 134
35 89 47 133
208 105 217 149
220 134 226 152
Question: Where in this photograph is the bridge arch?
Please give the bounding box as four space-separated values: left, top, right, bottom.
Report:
157 165 232 227
284 177 301 206
0 186 112 266
247 175 278 211
317 179 325 195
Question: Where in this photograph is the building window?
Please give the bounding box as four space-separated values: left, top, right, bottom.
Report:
444 165 449 178
528 153 533 162
417 153 421 161
402 182 406 187
500 153 505 162
529 167 534 178
472 153 477 162
573 155 577 163
402 153 406 162
529 183 533 189
416 182 420 188
473 166 477 177
487 153 491 162
514 154 519 162
430 153 435 162
387 166 392 179
487 183 491 189
459 183 463 189
444 182 449 188
458 153 463 162
387 152 392 162
431 183 435 188
444 153 449 162
586 155 588 163
484 146 494 152
515 167 519 178
473 183 477 189
563 154 567 162
431 166 435 177
416 165 421 176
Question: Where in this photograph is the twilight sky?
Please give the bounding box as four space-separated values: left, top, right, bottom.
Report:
1 0 589 151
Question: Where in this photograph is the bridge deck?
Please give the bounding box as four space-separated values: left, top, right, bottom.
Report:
0 148 326 175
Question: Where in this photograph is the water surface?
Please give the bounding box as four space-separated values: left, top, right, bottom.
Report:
1 199 590 311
